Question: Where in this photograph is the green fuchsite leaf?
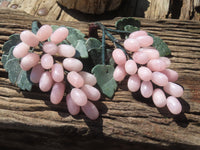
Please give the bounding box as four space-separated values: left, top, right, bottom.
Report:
124 25 139 33
115 17 141 31
2 34 32 91
75 40 88 58
149 33 171 56
92 64 117 98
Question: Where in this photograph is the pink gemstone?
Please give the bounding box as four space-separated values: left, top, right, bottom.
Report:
70 88 87 106
161 69 178 82
166 96 182 115
129 30 148 39
43 42 58 55
13 42 29 58
50 27 69 44
147 58 166 71
81 101 99 120
125 60 138 75
66 94 80 115
138 66 152 81
36 25 53 42
30 64 45 83
20 30 39 47
58 44 76 58
124 38 140 52
163 82 184 97
132 51 149 65
127 74 141 92
79 71 97 86
39 71 53 92
81 84 101 101
50 82 65 104
112 48 127 65
63 58 83 72
152 88 167 108
41 54 54 69
67 71 84 88
160 57 171 68
136 35 154 47
51 63 64 82
113 65 127 82
20 53 40 71
140 81 153 98
140 48 160 59
151 72 168 86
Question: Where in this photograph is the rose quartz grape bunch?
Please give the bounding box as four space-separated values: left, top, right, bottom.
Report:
112 30 184 115
12 25 101 120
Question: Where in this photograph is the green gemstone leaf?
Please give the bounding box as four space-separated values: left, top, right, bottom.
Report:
149 33 171 56
115 17 141 31
86 37 102 52
2 34 32 91
31 20 41 34
124 25 139 33
92 64 117 98
75 40 88 58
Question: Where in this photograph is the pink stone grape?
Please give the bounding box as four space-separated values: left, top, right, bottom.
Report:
147 58 166 71
151 71 168 87
43 42 58 55
161 69 178 82
125 60 137 75
50 27 69 44
163 82 184 97
81 101 99 120
152 88 167 108
67 71 84 88
70 88 87 106
66 94 80 115
129 30 148 39
20 30 39 47
50 82 65 104
136 35 154 47
140 81 153 98
113 65 127 82
138 66 152 81
132 51 149 65
20 53 40 71
166 96 182 115
51 63 64 83
81 84 101 101
127 74 141 92
41 54 54 69
124 38 140 52
39 71 53 92
13 42 29 58
160 57 171 68
63 58 83 72
58 44 76 58
30 64 45 83
112 48 127 65
36 25 53 42
140 48 160 59
79 71 97 86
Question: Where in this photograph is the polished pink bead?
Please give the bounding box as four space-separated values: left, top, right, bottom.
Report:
66 94 80 115
112 48 127 65
167 96 182 115
13 42 29 58
152 89 167 108
151 72 168 87
129 30 148 39
127 74 141 92
125 60 138 75
39 71 53 92
36 25 53 42
161 69 179 82
51 63 64 82
164 82 184 97
136 35 153 47
30 64 45 83
81 101 99 120
70 88 87 106
67 71 84 88
113 65 127 82
20 30 39 47
81 84 101 101
140 81 153 98
124 38 140 52
50 82 65 104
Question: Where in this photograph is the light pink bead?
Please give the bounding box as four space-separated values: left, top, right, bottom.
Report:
43 42 58 55
50 82 65 104
138 66 152 81
152 89 167 108
20 53 40 71
161 69 178 82
30 64 45 83
36 25 53 42
140 81 153 98
63 58 83 72
124 38 140 52
125 60 137 75
58 44 76 58
136 35 154 47
140 48 160 59
41 54 54 69
81 101 99 120
79 71 97 86
113 65 127 82
129 30 148 39
20 30 39 47
39 71 53 92
164 82 184 97
167 96 182 115
50 27 69 44
81 84 101 101
67 71 84 88
51 63 64 82
13 42 29 58
147 58 166 71
66 94 80 115
132 51 149 65
151 72 168 87
160 57 171 68
127 74 141 92
71 88 87 106
112 49 127 65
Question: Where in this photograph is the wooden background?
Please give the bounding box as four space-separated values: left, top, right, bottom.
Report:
0 0 200 149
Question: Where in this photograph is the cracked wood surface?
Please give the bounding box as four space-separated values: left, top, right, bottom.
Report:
0 9 200 150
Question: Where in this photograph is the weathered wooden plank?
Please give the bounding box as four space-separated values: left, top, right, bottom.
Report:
0 9 200 149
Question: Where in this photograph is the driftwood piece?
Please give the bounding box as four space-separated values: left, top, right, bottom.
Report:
0 9 200 150
7 0 200 22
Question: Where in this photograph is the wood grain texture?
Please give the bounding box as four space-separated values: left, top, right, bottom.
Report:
0 9 200 150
